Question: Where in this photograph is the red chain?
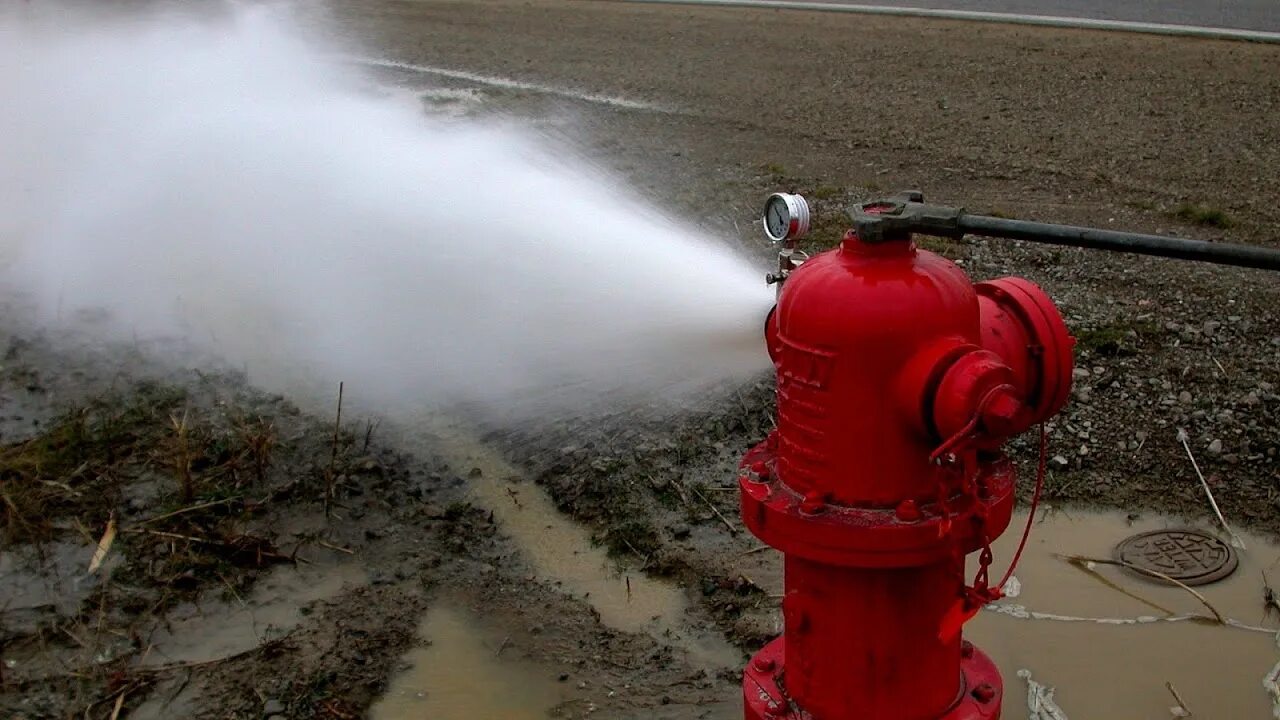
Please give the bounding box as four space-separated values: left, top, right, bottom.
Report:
932 421 1050 641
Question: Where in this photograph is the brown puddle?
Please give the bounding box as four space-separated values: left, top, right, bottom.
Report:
739 509 1280 718
368 603 572 720
412 415 741 670
973 509 1280 719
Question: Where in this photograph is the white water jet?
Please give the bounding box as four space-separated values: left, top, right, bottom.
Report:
0 2 771 418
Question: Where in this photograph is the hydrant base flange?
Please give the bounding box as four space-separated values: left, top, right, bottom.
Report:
739 438 1016 569
743 637 1002 720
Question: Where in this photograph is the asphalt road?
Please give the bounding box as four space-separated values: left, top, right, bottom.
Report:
614 0 1280 33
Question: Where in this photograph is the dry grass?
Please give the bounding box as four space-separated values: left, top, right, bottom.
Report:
0 382 294 578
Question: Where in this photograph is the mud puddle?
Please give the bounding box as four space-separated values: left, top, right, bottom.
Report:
369 602 573 719
141 562 366 666
739 509 1280 718
412 415 741 670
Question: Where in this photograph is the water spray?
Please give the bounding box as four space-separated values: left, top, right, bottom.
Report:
0 3 772 420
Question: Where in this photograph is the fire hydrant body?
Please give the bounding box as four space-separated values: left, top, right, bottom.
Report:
740 227 1073 719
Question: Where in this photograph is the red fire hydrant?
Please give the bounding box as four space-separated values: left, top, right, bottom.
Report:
740 195 1074 719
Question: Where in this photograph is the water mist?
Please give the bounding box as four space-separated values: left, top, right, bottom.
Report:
0 2 772 420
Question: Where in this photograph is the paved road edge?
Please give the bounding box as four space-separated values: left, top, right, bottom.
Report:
607 0 1280 44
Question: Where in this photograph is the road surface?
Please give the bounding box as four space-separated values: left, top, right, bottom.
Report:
608 0 1280 37
733 0 1279 32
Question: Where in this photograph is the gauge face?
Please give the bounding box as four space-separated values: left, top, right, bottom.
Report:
761 193 809 243
765 196 790 241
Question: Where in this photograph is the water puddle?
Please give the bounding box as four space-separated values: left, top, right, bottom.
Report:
411 415 740 669
741 509 1280 718
0 540 120 634
368 603 571 720
973 509 1280 719
141 562 365 665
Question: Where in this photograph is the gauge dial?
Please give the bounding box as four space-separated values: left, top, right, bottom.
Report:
761 193 810 243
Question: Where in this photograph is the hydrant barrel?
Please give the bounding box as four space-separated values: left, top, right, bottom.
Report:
782 559 965 718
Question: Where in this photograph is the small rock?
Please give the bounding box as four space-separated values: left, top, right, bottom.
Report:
1203 320 1221 336
1052 455 1069 467
262 699 285 716
1207 439 1224 455
468 467 483 478
1178 391 1193 404
1072 368 1091 379
559 673 570 682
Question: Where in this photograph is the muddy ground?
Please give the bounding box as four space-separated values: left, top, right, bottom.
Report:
4 1 1280 718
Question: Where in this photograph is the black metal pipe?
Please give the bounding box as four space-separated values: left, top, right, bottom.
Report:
956 214 1280 272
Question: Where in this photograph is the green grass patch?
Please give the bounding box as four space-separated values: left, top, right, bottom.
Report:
1172 203 1232 228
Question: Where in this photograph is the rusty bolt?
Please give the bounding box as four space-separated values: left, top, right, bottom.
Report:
749 460 772 483
971 683 996 703
980 387 1023 437
894 499 921 522
752 656 776 673
800 491 825 514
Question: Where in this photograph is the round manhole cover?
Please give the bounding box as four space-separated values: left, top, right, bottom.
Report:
1114 529 1238 586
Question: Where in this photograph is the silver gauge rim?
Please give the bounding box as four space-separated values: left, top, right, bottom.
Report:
762 192 811 243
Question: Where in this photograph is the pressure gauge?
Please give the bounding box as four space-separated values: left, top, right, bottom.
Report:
762 193 810 243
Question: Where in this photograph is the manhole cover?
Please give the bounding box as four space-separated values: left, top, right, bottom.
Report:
1114 529 1238 586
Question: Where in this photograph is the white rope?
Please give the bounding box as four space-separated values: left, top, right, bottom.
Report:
985 602 1275 634
1018 669 1069 720
1263 632 1280 718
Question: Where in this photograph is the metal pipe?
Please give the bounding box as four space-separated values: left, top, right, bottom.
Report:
956 214 1280 272
850 196 1280 272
